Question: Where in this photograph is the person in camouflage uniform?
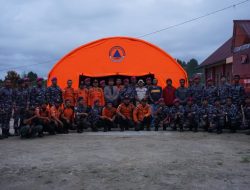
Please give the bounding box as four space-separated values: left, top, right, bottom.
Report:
87 99 103 132
119 78 137 103
198 98 214 131
13 79 30 136
204 78 218 105
217 75 231 105
242 96 250 135
188 75 204 106
184 97 199 132
170 98 185 131
175 79 188 105
154 98 170 131
211 99 225 134
30 78 47 107
46 77 63 106
0 79 14 138
231 75 245 107
74 97 90 133
224 97 240 133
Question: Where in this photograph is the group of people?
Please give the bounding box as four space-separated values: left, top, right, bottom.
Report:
0 74 250 139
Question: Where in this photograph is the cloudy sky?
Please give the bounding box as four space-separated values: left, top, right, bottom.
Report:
0 0 249 79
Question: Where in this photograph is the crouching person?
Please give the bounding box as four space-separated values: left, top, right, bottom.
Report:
198 98 214 131
154 98 170 131
170 98 185 131
133 98 151 131
50 100 64 134
88 99 103 132
37 102 55 135
75 97 90 133
20 107 43 138
61 99 74 132
211 99 225 134
184 97 199 132
224 97 239 133
101 101 117 132
116 95 135 131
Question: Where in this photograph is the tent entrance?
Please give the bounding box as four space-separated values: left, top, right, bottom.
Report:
79 74 154 87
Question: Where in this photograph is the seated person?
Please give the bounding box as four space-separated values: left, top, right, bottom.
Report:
50 100 64 134
20 107 43 138
74 97 90 133
88 99 103 132
116 95 135 131
101 101 117 132
133 98 151 131
61 99 74 132
154 98 170 131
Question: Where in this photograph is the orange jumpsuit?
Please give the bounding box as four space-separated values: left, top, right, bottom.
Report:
117 103 135 120
63 87 75 106
133 103 151 123
88 87 105 106
75 88 89 104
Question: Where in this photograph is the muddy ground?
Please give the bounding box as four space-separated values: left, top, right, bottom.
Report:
0 128 250 190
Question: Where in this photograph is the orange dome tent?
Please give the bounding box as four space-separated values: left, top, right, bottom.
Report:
48 36 187 88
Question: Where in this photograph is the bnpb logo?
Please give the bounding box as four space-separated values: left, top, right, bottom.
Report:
109 46 126 63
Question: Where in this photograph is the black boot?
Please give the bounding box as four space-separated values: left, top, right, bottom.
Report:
2 129 8 138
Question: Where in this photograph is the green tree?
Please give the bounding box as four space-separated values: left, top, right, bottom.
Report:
27 71 38 82
4 70 21 87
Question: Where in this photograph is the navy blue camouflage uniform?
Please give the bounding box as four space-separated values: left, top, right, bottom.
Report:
46 85 63 106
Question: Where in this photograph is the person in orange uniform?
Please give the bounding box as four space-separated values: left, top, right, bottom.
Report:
101 101 117 132
61 99 74 133
38 102 55 135
133 98 152 131
88 79 105 107
116 95 135 131
75 81 89 104
63 79 75 107
50 100 64 133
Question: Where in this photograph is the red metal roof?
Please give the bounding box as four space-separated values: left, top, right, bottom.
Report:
200 38 232 67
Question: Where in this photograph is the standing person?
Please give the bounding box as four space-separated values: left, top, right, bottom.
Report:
100 80 106 90
170 99 185 131
46 77 63 106
135 79 148 104
147 78 162 128
61 99 74 132
0 79 15 138
74 97 90 133
101 102 117 132
116 96 135 131
116 78 124 92
84 78 92 89
63 79 75 107
75 81 89 105
119 79 137 103
218 75 231 105
184 97 199 132
145 77 152 90
13 79 30 136
242 96 250 135
104 78 119 106
204 78 218 105
154 98 170 131
19 107 43 138
175 79 188 106
163 78 176 107
130 76 138 88
133 98 151 131
88 79 105 107
224 97 239 133
189 75 204 106
30 78 47 107
231 75 245 107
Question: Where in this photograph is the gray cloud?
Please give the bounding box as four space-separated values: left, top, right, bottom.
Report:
0 0 249 78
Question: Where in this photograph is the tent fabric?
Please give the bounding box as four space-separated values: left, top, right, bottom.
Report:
48 36 188 89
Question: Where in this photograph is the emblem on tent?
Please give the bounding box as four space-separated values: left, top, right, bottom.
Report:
109 46 126 62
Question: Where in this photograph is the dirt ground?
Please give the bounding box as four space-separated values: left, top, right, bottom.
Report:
0 128 250 190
